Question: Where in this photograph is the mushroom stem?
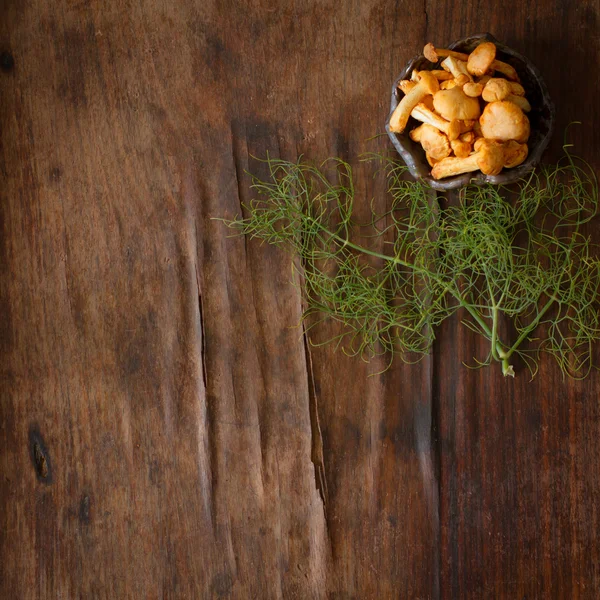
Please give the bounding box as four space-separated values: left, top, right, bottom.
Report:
424 43 469 62
431 154 480 179
460 120 476 133
508 81 525 96
398 80 416 95
411 104 461 140
388 71 439 133
441 56 472 81
507 95 531 112
491 60 519 81
430 69 454 80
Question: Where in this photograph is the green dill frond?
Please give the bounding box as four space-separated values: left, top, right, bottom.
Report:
222 142 600 379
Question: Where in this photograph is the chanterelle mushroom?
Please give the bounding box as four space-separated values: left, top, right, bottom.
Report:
467 42 497 77
473 138 529 168
482 78 528 107
424 42 520 81
424 43 468 63
450 138 472 158
480 100 530 143
409 123 451 160
502 140 529 167
463 82 483 97
433 86 481 121
388 71 439 133
431 138 505 179
482 78 513 102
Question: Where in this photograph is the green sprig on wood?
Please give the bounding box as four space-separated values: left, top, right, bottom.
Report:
223 144 599 379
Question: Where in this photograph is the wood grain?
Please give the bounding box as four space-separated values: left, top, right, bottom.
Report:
428 4 600 597
0 0 598 598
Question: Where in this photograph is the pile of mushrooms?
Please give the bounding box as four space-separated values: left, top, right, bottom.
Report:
389 41 531 180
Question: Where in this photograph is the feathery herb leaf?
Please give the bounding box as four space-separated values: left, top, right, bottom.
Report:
222 145 599 379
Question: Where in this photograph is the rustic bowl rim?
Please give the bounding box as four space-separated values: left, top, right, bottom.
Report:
385 33 556 191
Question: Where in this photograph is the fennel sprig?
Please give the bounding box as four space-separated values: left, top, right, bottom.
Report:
223 147 599 379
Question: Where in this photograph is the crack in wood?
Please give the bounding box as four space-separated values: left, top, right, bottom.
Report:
193 219 217 533
302 322 328 510
194 220 209 393
198 290 208 392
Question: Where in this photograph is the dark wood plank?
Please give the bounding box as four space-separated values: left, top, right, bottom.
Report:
429 2 600 598
0 2 327 597
1 0 599 598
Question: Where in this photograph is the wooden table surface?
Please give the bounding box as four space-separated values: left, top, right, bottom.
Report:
2 1 600 598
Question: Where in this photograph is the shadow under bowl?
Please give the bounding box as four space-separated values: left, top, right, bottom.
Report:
385 33 555 191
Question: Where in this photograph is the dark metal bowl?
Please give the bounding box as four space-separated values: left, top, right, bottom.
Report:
385 33 555 191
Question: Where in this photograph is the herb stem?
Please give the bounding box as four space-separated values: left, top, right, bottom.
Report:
459 300 492 336
505 294 557 360
491 306 499 361
458 299 507 359
326 229 413 270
